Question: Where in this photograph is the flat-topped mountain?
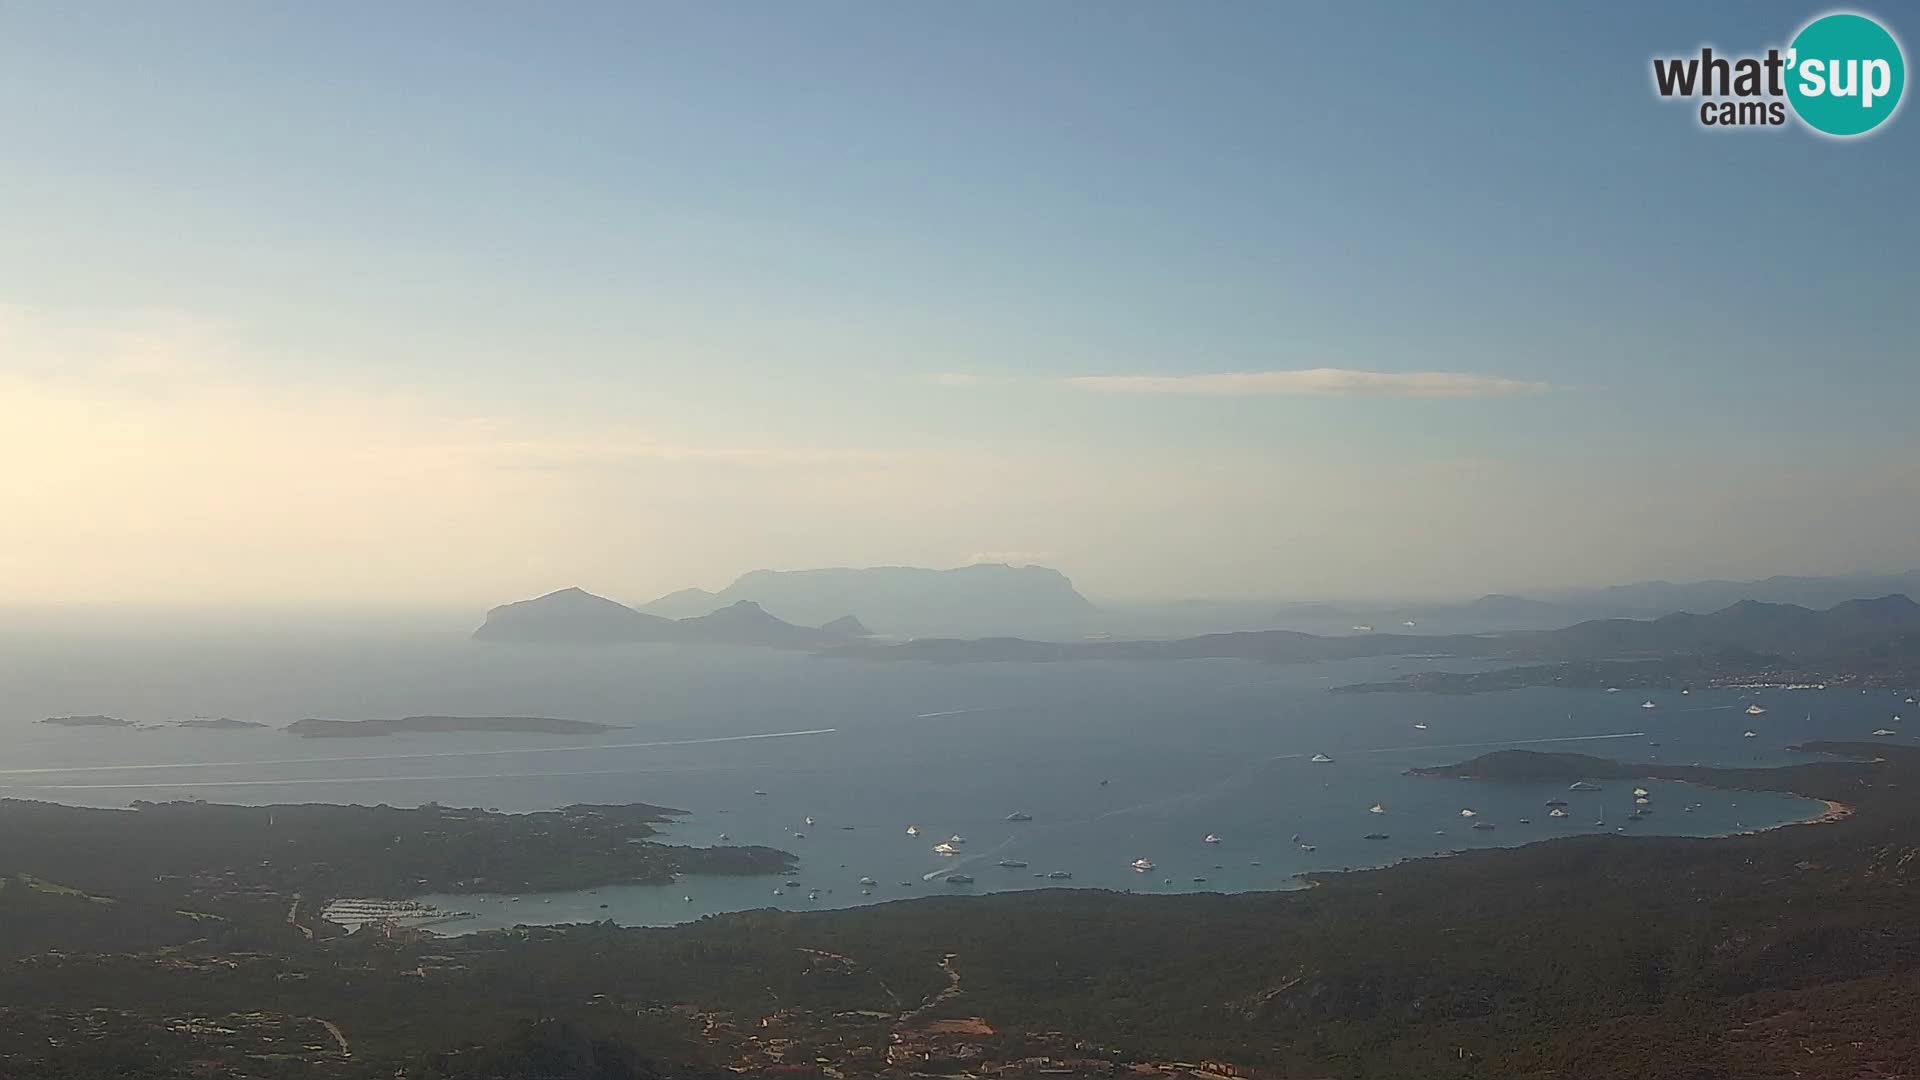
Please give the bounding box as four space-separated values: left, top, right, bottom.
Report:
473 587 867 648
639 563 1096 637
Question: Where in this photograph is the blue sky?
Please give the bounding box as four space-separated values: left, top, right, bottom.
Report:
1 3 1915 606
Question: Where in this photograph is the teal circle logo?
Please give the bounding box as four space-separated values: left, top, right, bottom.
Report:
1787 13 1905 136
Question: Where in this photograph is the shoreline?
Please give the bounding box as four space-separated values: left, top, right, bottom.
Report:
1792 797 1854 828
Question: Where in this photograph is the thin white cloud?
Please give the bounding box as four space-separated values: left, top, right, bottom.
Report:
1060 368 1550 398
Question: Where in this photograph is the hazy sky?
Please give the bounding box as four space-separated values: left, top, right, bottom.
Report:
3 2 1917 609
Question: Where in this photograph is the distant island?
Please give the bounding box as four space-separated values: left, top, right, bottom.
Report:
40 714 133 727
473 587 868 648
173 717 268 730
639 562 1097 638
286 715 621 738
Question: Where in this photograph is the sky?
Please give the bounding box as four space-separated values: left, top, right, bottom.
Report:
2 2 1917 610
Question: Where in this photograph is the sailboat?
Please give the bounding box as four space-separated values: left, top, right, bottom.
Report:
905 825 920 837
1548 807 1568 818
1202 833 1222 844
1368 803 1385 815
1641 700 1657 710
1743 730 1758 738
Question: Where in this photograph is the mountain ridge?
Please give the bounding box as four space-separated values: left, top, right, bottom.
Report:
472 588 865 648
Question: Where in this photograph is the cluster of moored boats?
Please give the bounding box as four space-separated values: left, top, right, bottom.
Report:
746 696 1920 899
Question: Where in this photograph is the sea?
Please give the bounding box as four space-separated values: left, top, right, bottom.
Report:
1 623 1908 932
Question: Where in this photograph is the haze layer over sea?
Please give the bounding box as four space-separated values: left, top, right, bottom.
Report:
2 622 1891 929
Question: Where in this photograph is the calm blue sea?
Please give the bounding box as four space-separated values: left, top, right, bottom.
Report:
1 626 1908 930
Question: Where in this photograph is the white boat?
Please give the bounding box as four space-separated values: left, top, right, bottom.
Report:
1605 687 1621 693
1202 833 1221 844
1743 731 1758 738
1413 722 1428 730
1634 796 1650 806
1745 704 1767 716
905 825 920 837
1130 858 1156 872
932 842 960 855
1458 808 1477 818
1368 804 1385 815
947 834 966 844
1548 807 1568 818
1641 700 1657 710
1632 787 1649 798
1310 753 1334 763
858 876 877 886
717 833 730 841
1873 728 1898 736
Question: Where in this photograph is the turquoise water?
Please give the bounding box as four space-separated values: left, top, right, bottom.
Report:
0 629 1904 929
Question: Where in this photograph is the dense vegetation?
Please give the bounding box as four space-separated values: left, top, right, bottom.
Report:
3 745 1919 1077
0 799 793 956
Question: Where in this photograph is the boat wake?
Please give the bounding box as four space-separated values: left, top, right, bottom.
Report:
912 707 1007 719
